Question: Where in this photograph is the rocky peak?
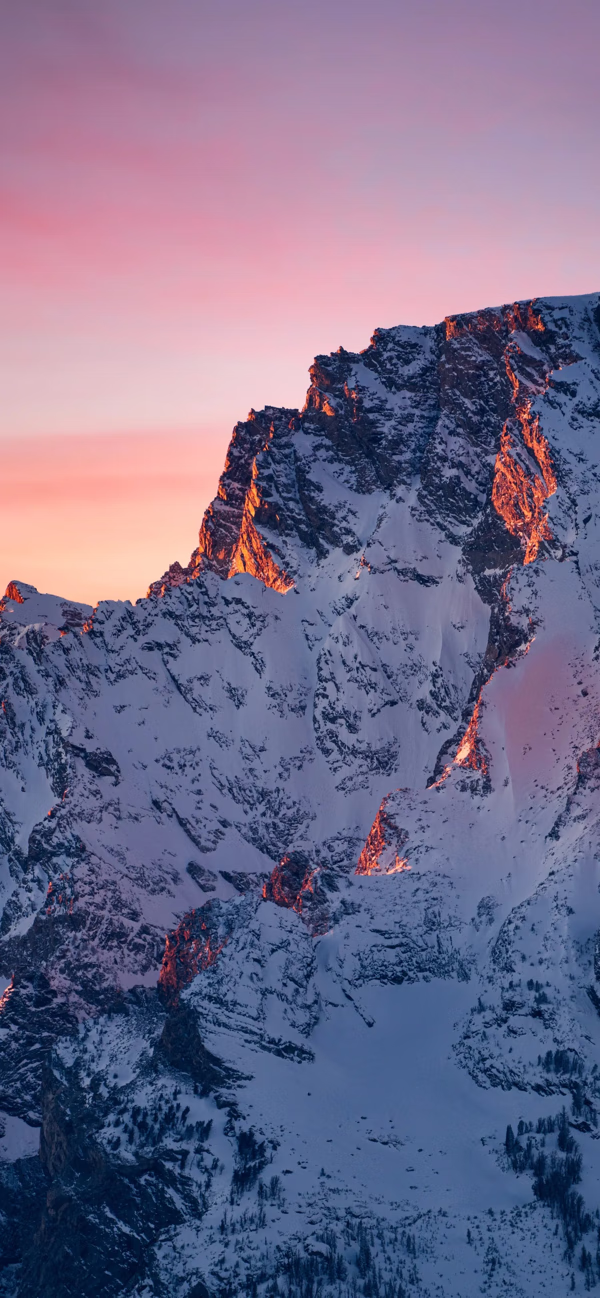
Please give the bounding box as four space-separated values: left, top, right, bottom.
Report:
147 294 600 608
2 293 600 1298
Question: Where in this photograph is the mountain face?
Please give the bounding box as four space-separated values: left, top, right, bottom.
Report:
2 294 600 1297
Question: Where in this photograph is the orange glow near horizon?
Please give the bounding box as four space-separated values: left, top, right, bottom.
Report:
0 428 228 605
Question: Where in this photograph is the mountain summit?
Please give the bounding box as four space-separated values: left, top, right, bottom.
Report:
2 294 600 1296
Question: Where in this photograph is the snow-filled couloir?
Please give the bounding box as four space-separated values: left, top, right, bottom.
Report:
2 294 600 1296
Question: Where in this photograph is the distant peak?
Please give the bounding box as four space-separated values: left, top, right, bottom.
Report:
3 581 25 604
146 560 188 600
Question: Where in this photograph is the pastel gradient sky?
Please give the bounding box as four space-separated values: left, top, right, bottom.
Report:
1 0 599 602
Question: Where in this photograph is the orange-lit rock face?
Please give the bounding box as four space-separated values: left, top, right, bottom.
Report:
187 416 294 595
444 309 504 342
356 798 409 876
0 976 14 1013
302 360 337 416
45 873 74 917
0 581 25 611
505 302 545 334
445 300 544 343
429 690 491 790
262 854 317 913
146 560 188 600
228 471 293 592
453 695 488 774
159 910 225 1004
492 427 553 565
491 341 556 565
520 403 556 497
4 581 24 604
444 318 460 341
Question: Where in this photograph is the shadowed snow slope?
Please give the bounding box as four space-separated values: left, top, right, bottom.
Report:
2 294 600 1296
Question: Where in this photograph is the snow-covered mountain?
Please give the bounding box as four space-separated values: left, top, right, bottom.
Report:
2 293 600 1296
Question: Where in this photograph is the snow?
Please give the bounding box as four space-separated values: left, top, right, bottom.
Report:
0 1112 39 1162
2 291 600 1294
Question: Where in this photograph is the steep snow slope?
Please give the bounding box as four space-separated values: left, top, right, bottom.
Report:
1 295 600 1296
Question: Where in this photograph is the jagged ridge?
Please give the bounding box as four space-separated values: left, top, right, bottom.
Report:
1 294 600 1297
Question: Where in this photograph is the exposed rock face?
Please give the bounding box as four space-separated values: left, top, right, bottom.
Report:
2 294 600 1296
158 905 226 1006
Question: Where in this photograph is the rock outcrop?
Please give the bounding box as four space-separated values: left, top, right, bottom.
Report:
1 294 600 1296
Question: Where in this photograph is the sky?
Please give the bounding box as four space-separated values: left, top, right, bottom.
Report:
1 0 599 603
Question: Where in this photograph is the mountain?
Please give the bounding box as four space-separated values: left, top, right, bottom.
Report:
1 293 600 1296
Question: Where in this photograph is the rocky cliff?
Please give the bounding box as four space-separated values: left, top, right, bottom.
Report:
2 294 600 1296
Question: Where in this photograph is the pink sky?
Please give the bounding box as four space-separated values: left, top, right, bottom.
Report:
0 430 228 606
1 0 599 602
